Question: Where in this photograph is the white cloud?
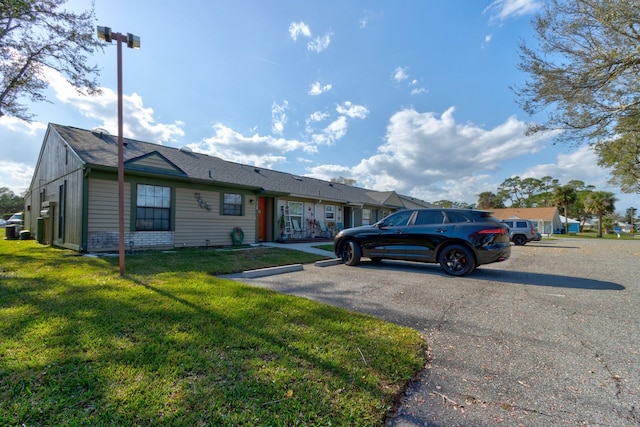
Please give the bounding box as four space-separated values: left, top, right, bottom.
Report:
522 145 607 185
308 82 332 95
0 116 46 135
410 87 428 96
484 0 542 22
304 163 354 181
0 160 35 195
307 33 332 52
307 107 553 203
336 101 369 119
289 21 311 41
271 101 288 135
308 102 368 145
359 9 383 30
0 116 47 193
45 68 185 143
188 123 317 169
288 22 331 52
307 111 329 123
483 34 493 48
312 116 348 145
392 67 409 82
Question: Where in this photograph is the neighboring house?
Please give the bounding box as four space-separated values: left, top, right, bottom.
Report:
559 215 580 234
614 222 634 233
491 207 562 236
23 124 412 252
397 194 435 209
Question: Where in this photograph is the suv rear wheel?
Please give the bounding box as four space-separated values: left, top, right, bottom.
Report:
439 244 476 276
513 235 527 246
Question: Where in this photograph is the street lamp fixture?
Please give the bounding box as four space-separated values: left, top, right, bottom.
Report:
97 25 140 277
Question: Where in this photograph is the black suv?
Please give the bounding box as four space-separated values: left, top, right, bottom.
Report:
333 208 511 276
501 219 539 245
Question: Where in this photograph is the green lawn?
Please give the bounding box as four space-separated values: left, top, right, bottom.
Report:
0 234 427 426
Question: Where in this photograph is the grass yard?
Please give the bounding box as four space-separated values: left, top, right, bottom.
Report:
0 234 427 426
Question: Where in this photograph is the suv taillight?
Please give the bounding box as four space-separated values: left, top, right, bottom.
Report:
479 228 506 235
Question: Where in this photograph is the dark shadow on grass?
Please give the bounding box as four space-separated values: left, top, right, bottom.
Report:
128 275 403 396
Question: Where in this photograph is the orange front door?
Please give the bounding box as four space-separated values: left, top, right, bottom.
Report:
257 197 267 242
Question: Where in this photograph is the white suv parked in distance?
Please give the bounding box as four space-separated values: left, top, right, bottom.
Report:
501 219 539 246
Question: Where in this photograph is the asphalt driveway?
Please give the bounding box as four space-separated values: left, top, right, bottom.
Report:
225 238 640 426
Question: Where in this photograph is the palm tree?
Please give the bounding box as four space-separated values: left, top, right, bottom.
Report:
584 191 616 238
553 185 577 234
626 207 636 232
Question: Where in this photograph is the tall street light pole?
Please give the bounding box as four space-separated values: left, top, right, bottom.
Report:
96 26 140 277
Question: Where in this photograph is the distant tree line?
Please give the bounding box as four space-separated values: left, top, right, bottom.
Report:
433 176 637 238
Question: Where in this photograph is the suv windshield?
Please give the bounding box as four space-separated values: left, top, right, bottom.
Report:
378 210 413 227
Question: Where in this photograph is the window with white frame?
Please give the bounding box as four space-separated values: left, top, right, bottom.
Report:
136 184 171 231
325 205 335 220
362 208 371 225
223 193 243 216
287 201 303 230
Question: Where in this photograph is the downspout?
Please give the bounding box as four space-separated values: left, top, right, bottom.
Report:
80 167 91 252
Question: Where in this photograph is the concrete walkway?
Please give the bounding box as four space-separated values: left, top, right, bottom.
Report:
260 241 336 257
230 242 340 279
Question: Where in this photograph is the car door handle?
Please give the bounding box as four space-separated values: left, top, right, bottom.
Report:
395 230 404 234
436 228 446 233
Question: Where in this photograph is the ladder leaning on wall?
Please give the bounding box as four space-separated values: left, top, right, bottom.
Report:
283 206 293 239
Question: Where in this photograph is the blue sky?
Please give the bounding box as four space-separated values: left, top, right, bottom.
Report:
1 0 637 212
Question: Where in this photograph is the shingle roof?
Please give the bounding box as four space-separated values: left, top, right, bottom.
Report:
51 124 400 207
490 207 559 221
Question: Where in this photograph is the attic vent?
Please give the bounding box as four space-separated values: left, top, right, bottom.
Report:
92 127 111 136
329 183 334 187
294 176 303 181
179 146 193 153
254 168 260 173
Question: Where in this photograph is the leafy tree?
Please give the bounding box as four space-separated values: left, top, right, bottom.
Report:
0 0 102 121
535 176 560 207
553 185 577 233
520 177 543 207
595 115 640 194
330 176 357 186
566 180 596 220
498 176 548 207
433 200 452 208
583 191 616 238
433 200 474 209
601 215 616 235
515 0 640 194
0 187 24 217
498 176 528 207
477 191 505 209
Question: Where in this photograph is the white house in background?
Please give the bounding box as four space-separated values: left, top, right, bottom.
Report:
491 207 563 236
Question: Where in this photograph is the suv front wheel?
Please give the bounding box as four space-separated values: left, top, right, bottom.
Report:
341 240 362 266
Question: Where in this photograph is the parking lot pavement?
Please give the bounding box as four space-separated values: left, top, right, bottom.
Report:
226 238 640 426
